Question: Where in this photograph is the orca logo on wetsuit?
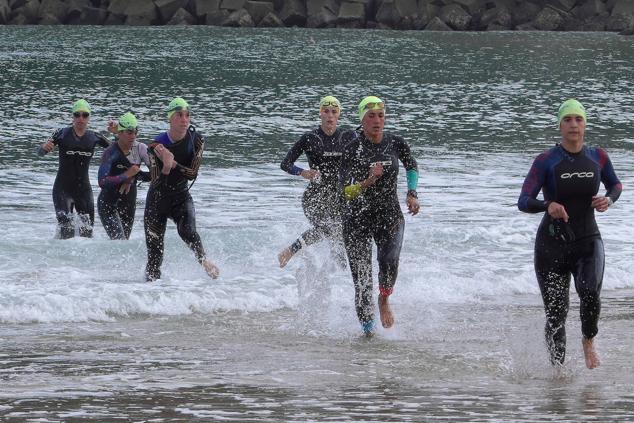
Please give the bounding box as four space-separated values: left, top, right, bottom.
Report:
65 150 93 157
323 151 342 157
116 164 128 170
370 160 393 167
561 172 594 179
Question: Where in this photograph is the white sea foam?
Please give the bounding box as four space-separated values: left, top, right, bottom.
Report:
2 149 633 323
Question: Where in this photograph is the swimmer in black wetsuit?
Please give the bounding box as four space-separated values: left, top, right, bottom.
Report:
518 99 622 369
37 99 110 239
340 96 420 336
97 112 151 240
144 97 219 281
278 95 347 268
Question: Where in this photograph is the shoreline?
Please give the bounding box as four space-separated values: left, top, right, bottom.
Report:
1 0 633 34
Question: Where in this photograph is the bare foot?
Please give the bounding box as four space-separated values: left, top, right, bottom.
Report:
278 247 294 268
582 337 600 369
202 259 219 279
378 294 394 328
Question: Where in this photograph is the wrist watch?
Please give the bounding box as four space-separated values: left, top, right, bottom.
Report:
407 189 418 199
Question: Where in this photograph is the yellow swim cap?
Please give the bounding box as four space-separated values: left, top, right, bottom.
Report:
117 112 138 132
167 97 190 120
72 99 91 114
320 95 341 110
558 99 586 124
358 96 384 121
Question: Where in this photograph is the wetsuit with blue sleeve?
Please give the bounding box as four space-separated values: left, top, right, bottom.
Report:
518 143 622 365
97 141 151 240
280 126 346 257
339 130 418 329
37 127 109 238
144 125 207 281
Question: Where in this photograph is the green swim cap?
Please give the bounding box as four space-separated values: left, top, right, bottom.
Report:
167 97 190 120
558 99 586 124
72 99 91 114
117 112 138 132
320 95 341 109
358 96 385 121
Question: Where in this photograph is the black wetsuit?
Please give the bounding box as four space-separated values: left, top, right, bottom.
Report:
144 126 206 281
518 143 622 365
37 127 109 239
97 141 151 240
339 130 418 327
280 126 346 258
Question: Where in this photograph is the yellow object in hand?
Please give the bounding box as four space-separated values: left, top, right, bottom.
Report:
344 183 362 200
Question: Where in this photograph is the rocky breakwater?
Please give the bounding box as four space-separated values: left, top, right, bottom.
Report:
1 0 633 34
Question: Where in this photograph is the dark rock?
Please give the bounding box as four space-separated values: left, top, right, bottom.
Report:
486 22 511 30
38 0 67 22
373 20 391 29
155 0 188 22
620 24 634 35
125 0 159 24
220 0 245 10
271 0 283 11
375 0 399 27
438 3 471 30
533 6 563 30
0 0 10 24
107 0 126 15
607 0 634 31
417 0 437 24
66 0 92 15
581 11 608 31
306 0 338 16
9 11 30 23
515 22 538 30
67 5 108 24
193 0 219 18
572 0 606 20
126 14 155 25
561 14 584 30
605 0 617 12
39 11 61 23
511 1 541 26
306 5 337 27
167 7 196 23
394 0 418 19
481 5 512 28
10 0 27 9
221 7 253 25
376 0 418 29
104 12 125 24
547 0 578 12
10 0 40 23
278 0 305 26
453 0 483 15
337 1 365 26
204 8 229 24
245 1 273 25
258 10 283 26
425 15 452 30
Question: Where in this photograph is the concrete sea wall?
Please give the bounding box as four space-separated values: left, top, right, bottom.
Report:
2 0 634 34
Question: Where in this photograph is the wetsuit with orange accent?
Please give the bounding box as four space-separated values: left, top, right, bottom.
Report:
97 141 151 240
37 127 109 238
280 126 346 259
518 143 622 365
144 125 207 281
339 130 418 330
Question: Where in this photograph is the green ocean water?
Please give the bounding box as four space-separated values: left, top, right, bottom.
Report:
1 26 634 421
